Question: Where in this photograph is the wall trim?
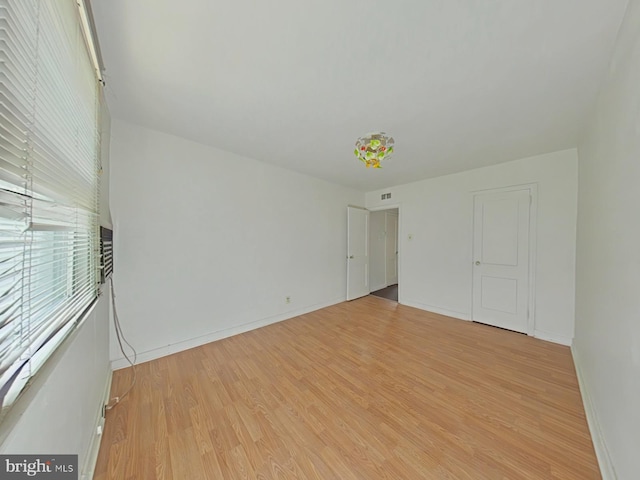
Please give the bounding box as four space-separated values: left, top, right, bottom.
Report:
367 203 402 304
401 300 471 321
402 301 573 347
533 329 573 346
571 344 617 480
110 296 346 370
80 368 112 480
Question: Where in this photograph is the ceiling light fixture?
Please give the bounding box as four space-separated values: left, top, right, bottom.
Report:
354 132 395 168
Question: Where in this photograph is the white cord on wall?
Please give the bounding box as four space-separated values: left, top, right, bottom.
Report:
105 276 137 410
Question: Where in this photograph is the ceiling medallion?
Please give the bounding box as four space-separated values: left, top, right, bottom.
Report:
354 132 395 168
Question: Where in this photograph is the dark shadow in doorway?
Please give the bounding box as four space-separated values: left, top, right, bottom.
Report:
370 284 398 302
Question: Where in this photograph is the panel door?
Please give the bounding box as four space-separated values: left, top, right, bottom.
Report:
472 189 530 333
347 206 370 301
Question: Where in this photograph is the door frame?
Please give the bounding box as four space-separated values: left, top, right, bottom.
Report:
369 204 402 303
470 184 537 335
384 210 399 287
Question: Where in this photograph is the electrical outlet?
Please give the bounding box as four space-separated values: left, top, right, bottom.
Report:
285 296 291 304
96 414 105 436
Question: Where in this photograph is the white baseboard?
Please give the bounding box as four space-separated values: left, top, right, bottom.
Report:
571 345 617 480
370 283 386 293
400 300 471 321
400 302 573 347
534 329 573 346
110 297 346 370
81 368 113 480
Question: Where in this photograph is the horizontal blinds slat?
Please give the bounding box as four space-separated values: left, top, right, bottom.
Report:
0 133 28 171
0 4 38 182
0 272 97 369
27 284 96 347
0 259 95 315
0 62 37 120
0 300 19 331
0 157 25 179
29 280 94 320
0 284 93 384
0 280 20 309
0 267 20 287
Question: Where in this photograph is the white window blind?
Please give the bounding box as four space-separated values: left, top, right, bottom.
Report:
0 0 101 413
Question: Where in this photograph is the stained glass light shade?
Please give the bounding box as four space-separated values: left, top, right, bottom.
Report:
354 132 395 168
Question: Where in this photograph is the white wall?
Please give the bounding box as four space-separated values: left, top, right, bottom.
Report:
573 0 640 478
366 149 578 344
0 285 111 479
369 210 387 291
109 119 363 366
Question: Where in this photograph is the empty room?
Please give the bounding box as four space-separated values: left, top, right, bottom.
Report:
0 0 638 479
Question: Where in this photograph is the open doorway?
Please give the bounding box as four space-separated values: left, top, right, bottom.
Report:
369 208 399 302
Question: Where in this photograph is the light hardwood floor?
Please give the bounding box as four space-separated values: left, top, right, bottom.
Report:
94 296 600 479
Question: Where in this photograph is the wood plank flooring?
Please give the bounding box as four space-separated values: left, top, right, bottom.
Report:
94 296 600 479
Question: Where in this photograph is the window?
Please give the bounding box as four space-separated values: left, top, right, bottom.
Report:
0 0 102 414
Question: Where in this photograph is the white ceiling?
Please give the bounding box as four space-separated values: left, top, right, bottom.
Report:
91 0 628 191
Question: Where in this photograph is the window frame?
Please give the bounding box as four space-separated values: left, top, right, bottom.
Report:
0 0 105 420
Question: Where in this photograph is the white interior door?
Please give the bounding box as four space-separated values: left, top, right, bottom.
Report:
472 189 531 333
347 206 369 301
385 212 398 286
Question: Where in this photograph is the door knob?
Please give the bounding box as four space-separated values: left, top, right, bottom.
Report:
349 255 354 259
475 261 480 266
